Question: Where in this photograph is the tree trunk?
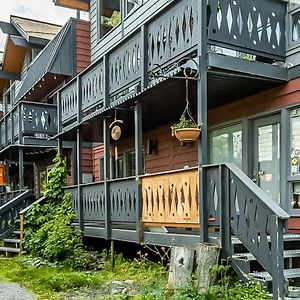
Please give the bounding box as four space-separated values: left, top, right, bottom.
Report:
195 243 220 294
167 246 195 290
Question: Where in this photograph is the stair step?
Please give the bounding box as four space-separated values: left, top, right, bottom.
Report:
233 249 300 261
232 233 300 245
13 231 21 235
0 247 20 254
3 239 21 244
249 268 300 281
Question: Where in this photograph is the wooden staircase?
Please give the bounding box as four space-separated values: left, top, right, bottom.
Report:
0 230 22 257
203 163 298 300
0 190 34 256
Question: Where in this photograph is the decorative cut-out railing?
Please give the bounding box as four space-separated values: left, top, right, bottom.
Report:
207 0 286 59
66 177 137 224
142 168 199 228
0 101 57 149
58 0 287 131
0 189 34 239
203 163 289 300
59 0 200 127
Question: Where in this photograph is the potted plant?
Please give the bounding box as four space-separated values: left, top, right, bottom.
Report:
171 115 201 143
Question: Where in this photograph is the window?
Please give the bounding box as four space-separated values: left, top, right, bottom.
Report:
209 124 243 169
291 108 300 176
289 2 300 44
98 0 121 39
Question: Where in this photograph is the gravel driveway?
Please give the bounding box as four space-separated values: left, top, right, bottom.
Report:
0 283 35 300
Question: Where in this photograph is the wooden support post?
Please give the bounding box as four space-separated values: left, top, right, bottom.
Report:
134 101 143 243
76 128 84 231
167 247 195 290
18 148 24 191
111 240 115 270
19 213 24 254
103 117 111 239
198 0 208 243
195 243 220 294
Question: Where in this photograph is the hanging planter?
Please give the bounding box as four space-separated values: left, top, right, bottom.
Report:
171 115 201 143
171 80 201 144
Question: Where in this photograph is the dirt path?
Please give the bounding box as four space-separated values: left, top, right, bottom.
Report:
0 283 35 300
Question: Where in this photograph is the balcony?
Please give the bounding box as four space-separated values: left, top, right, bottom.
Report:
65 168 200 245
57 0 287 133
0 102 57 150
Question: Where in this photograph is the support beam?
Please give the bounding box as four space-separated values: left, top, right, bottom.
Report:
76 128 84 231
198 0 208 243
0 70 20 81
103 117 111 239
18 148 24 190
134 101 143 243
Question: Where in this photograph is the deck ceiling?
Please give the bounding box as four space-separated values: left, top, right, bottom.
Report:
54 0 89 11
60 70 285 143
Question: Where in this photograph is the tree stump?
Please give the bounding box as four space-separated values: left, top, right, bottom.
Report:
167 246 195 290
195 243 220 294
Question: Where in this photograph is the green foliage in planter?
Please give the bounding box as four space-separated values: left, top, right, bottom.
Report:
24 152 83 263
170 115 200 134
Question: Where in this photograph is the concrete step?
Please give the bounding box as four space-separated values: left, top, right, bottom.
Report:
3 239 21 244
13 230 21 236
249 268 300 281
0 247 20 254
233 249 300 261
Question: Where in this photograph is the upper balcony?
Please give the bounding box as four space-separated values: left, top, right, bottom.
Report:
57 0 288 133
0 101 57 152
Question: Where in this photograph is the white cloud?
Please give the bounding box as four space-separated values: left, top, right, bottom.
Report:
0 0 88 52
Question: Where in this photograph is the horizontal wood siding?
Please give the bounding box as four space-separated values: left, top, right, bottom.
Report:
91 124 198 180
208 78 300 126
76 20 91 74
93 144 104 182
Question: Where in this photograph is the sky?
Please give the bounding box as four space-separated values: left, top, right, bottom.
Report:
0 0 88 52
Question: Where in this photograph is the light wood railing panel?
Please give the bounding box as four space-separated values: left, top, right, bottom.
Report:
142 168 199 228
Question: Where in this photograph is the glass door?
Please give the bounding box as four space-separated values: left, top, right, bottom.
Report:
252 115 280 203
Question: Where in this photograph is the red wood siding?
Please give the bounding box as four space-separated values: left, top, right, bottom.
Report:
76 20 91 74
208 78 300 126
91 124 198 180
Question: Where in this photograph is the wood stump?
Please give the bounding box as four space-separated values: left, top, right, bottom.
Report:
195 243 220 294
167 246 195 290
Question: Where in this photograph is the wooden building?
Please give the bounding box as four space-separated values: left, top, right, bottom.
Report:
4 0 300 298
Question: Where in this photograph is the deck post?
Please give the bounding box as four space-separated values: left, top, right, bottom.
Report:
76 128 84 231
103 117 111 240
134 100 143 243
198 0 208 243
18 148 24 191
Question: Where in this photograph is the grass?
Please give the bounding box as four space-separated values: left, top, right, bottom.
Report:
0 255 167 300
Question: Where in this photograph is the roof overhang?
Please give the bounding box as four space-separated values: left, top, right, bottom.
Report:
53 0 90 11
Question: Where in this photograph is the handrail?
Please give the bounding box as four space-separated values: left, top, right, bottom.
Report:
19 196 46 215
213 163 289 220
0 190 34 240
203 163 288 299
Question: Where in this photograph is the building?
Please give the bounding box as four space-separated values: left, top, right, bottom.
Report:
3 0 300 298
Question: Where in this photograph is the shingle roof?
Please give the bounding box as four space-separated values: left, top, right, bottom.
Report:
11 16 62 42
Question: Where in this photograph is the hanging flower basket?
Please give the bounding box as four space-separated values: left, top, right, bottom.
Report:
171 115 201 143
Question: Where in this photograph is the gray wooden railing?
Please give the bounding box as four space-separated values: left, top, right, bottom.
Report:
0 190 23 207
0 190 34 239
65 177 137 224
207 0 286 60
58 0 287 130
203 163 289 300
0 101 57 149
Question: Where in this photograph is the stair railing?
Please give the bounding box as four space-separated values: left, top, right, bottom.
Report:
0 190 34 240
203 163 289 300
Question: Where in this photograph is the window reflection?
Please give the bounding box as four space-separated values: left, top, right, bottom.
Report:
99 0 121 39
209 124 242 169
125 0 141 17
